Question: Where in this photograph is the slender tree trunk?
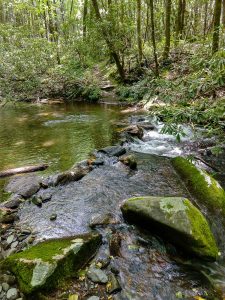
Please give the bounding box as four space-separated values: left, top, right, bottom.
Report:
176 0 185 41
83 0 88 39
137 0 142 64
222 0 225 27
148 0 159 77
163 0 171 60
203 1 209 37
91 0 125 81
212 0 222 54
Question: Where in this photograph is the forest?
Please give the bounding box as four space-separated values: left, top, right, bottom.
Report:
0 1 225 300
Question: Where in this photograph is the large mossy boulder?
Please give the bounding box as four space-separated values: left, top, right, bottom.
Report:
172 157 225 215
121 196 218 260
1 233 101 295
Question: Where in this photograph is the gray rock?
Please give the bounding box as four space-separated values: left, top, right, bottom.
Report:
87 297 100 300
6 235 15 245
6 288 18 300
2 283 9 292
0 285 2 293
2 195 23 209
89 213 118 228
87 266 108 283
11 241 18 249
107 274 122 294
5 175 40 199
98 146 126 157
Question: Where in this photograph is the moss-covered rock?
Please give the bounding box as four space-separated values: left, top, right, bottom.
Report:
172 157 225 215
1 233 101 295
121 196 218 260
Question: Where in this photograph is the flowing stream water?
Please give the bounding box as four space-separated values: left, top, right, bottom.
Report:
0 102 225 299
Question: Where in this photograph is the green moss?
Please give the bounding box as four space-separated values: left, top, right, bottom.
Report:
8 238 74 262
2 233 101 295
184 199 218 260
172 157 225 214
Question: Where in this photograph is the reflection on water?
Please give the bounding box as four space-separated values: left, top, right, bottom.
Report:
0 102 122 198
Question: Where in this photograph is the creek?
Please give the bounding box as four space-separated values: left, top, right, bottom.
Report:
0 102 225 299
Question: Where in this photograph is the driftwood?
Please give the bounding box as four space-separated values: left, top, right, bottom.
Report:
0 164 49 178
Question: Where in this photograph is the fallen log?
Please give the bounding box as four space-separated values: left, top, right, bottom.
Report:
0 164 49 178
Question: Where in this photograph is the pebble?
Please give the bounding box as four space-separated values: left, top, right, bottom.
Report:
6 288 18 300
2 283 9 292
50 214 57 221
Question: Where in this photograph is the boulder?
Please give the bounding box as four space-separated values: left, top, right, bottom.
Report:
121 196 218 260
2 233 101 294
5 175 40 199
172 157 225 215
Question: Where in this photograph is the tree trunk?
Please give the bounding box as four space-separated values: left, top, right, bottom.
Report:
0 164 49 178
83 0 88 39
222 0 225 27
176 0 185 41
91 0 125 81
137 0 142 64
203 1 209 37
163 0 171 60
148 0 159 77
212 0 222 54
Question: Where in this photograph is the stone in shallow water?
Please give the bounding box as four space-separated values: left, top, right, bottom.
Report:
121 196 218 260
5 175 40 199
3 233 101 294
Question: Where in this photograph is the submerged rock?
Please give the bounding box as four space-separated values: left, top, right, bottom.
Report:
5 175 40 199
2 233 102 294
121 196 218 260
172 157 225 215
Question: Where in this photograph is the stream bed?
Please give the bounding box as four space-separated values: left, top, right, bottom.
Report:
1 102 225 299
